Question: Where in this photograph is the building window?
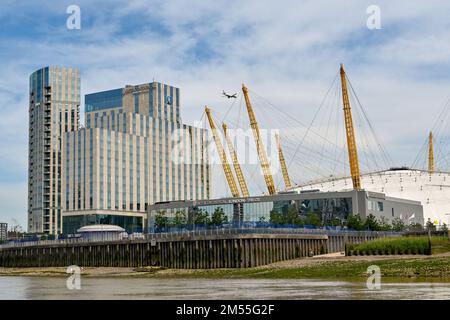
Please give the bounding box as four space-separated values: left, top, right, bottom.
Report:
368 200 383 212
134 93 139 114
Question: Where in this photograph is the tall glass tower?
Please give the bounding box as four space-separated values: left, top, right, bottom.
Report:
28 67 80 235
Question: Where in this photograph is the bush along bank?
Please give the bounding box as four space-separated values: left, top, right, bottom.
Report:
345 236 434 256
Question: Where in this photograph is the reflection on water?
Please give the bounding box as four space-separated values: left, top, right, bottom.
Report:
0 276 449 300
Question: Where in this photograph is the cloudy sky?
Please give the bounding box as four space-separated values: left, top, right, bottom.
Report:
1 0 450 228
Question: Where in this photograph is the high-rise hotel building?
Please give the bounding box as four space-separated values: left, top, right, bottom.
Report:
62 82 211 234
28 67 80 234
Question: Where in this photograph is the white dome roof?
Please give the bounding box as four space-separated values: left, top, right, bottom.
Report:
77 224 125 233
295 169 450 225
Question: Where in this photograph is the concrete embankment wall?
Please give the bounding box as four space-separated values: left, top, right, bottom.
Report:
327 233 383 253
0 232 389 268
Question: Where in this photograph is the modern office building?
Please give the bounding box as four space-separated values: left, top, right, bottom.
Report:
62 82 211 234
0 223 7 241
147 190 424 229
28 67 80 234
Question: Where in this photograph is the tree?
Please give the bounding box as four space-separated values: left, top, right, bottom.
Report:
173 210 187 227
346 213 363 230
8 219 24 239
154 211 170 229
211 207 228 226
193 209 210 225
391 217 406 232
408 222 423 232
330 218 343 227
378 216 392 231
269 209 284 225
425 218 436 232
364 214 380 231
285 207 304 225
305 212 322 227
441 223 448 233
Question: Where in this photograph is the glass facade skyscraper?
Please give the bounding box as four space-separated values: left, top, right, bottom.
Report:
28 67 80 234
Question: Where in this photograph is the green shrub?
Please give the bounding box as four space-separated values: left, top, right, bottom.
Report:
350 236 434 256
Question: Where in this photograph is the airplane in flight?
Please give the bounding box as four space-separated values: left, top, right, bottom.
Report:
222 90 237 99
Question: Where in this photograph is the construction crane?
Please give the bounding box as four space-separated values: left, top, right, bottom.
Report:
275 132 292 189
205 106 241 198
222 122 250 197
339 64 362 190
428 131 434 173
242 84 277 195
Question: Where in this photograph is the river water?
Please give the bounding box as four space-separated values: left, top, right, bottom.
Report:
1 277 449 299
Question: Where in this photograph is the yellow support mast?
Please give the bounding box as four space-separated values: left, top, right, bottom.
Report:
339 64 362 190
222 122 250 197
428 131 434 173
205 106 240 198
242 84 277 195
275 132 292 189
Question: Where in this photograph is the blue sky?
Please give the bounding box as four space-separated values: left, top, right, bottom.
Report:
2 0 450 228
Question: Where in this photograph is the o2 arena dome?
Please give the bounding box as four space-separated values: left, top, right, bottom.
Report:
295 167 450 226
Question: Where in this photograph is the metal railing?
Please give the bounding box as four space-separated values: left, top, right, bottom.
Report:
145 227 399 240
0 228 400 250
